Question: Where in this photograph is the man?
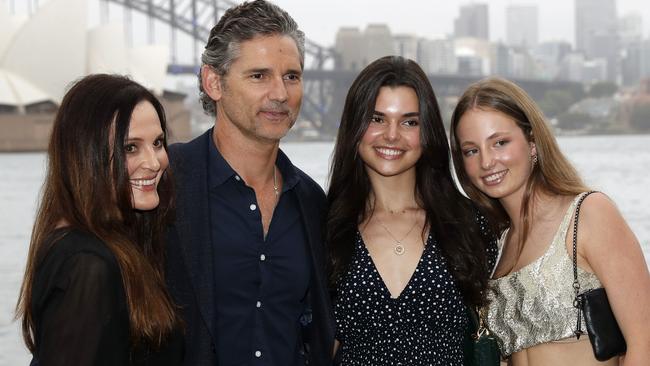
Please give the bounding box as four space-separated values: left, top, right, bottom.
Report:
165 1 334 365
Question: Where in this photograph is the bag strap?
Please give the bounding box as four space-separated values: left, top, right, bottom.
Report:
468 306 491 339
572 191 597 337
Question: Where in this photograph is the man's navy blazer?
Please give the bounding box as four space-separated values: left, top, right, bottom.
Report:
165 130 335 366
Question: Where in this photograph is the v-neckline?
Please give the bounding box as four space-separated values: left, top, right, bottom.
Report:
358 232 429 300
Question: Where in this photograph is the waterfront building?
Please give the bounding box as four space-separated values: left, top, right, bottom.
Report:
0 0 190 151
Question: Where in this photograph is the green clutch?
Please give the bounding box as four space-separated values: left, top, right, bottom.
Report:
463 306 501 366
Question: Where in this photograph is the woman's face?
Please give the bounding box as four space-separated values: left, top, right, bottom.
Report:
358 86 422 179
125 101 169 211
455 108 536 203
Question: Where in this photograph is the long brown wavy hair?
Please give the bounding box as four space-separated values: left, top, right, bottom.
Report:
16 74 179 351
449 77 590 267
328 56 493 307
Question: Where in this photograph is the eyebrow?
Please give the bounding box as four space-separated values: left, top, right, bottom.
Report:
245 67 271 74
285 68 303 75
459 131 510 147
486 131 510 140
372 111 420 117
125 133 164 142
245 67 303 75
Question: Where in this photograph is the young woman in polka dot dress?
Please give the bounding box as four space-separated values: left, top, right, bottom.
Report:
326 56 498 365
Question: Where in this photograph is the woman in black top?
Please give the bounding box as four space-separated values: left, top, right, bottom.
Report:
327 56 496 365
16 74 183 365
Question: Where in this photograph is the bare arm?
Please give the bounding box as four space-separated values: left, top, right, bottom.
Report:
578 193 650 365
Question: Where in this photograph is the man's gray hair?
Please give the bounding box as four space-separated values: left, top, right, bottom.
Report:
199 0 305 116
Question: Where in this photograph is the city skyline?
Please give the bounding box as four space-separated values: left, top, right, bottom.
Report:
274 0 650 48
4 0 650 47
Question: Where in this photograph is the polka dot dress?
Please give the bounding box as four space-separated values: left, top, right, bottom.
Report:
334 232 468 365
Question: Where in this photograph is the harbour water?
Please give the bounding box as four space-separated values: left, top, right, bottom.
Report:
1 135 649 364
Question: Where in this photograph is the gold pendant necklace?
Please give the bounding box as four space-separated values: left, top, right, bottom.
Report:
375 215 418 256
272 165 280 199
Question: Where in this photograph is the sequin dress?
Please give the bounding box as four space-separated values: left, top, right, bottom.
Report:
334 224 497 365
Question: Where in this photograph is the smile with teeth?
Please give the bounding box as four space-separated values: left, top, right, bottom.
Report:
482 170 507 184
130 178 157 188
375 147 404 158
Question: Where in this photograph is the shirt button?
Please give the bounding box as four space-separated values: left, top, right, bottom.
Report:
260 254 266 261
249 204 256 211
256 301 262 308
235 175 241 181
254 350 262 358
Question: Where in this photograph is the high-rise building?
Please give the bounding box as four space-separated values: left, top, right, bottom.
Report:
418 37 457 75
490 42 511 76
363 24 394 65
509 50 537 79
619 13 643 86
574 0 619 82
619 13 643 46
559 52 608 84
621 41 643 86
334 27 364 71
532 41 573 79
334 24 394 70
642 39 650 79
454 3 489 40
560 53 587 82
506 5 538 48
575 0 617 56
393 34 419 61
455 38 491 76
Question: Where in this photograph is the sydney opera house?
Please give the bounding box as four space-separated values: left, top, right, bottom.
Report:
0 0 192 151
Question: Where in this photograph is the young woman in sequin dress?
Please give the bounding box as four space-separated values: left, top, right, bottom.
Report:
450 77 650 365
326 56 497 365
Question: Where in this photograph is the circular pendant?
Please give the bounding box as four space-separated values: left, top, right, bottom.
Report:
394 244 405 255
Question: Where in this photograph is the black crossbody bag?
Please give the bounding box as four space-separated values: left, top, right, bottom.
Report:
572 191 626 361
463 306 500 366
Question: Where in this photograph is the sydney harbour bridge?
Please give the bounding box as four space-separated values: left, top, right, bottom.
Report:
100 0 581 134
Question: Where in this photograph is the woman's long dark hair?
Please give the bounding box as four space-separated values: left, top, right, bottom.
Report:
16 74 179 351
327 56 491 306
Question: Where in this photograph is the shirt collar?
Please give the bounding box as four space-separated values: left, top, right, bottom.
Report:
207 128 301 191
207 129 238 188
276 148 300 192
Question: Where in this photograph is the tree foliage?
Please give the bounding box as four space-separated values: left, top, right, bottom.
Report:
629 103 650 131
557 111 592 130
538 90 577 118
588 81 618 98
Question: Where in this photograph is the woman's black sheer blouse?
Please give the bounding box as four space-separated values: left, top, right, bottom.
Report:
30 229 183 366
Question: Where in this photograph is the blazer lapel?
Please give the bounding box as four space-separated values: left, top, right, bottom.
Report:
294 180 335 365
174 131 217 340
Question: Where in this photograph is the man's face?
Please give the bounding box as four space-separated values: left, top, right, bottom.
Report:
212 34 303 144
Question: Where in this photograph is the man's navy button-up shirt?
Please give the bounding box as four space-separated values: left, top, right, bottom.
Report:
207 135 310 366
